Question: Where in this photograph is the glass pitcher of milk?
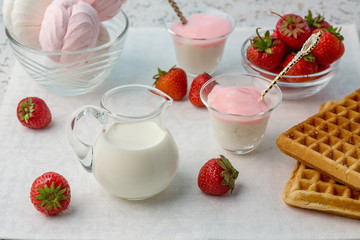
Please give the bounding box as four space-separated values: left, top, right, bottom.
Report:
66 84 179 200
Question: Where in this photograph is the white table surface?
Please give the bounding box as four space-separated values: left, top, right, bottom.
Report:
0 24 360 239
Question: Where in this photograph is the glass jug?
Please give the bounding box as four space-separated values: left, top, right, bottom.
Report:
66 84 179 200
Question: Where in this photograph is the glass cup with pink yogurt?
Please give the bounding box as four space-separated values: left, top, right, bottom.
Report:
200 73 282 154
164 8 235 77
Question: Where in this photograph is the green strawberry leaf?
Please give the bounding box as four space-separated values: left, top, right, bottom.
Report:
18 98 35 123
303 53 316 63
265 48 273 54
250 28 276 54
36 182 67 211
305 10 325 28
324 26 344 41
217 155 239 193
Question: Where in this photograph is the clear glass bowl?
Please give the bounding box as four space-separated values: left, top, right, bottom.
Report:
6 10 129 96
241 34 340 100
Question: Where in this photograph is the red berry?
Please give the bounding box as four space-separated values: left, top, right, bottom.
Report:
189 73 212 107
273 12 312 50
246 29 287 70
311 27 345 66
259 66 283 81
30 172 71 216
16 97 51 129
282 53 318 83
198 155 239 196
153 66 187 101
318 64 330 72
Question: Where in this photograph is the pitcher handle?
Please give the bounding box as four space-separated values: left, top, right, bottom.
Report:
65 105 107 172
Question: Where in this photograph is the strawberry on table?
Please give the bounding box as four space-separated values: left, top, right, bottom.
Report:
273 12 312 50
30 172 71 216
198 155 239 196
189 73 212 107
304 10 331 31
311 27 345 66
246 28 287 70
282 53 318 83
153 66 187 101
16 97 51 129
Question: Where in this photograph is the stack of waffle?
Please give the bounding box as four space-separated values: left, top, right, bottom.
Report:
276 89 360 219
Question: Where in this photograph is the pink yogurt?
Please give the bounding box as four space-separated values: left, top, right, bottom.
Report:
208 86 270 115
171 14 233 47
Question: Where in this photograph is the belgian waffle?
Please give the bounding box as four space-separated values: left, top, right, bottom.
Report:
319 100 338 112
283 162 360 219
276 89 360 190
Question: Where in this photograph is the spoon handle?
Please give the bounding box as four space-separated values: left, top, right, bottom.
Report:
260 30 323 101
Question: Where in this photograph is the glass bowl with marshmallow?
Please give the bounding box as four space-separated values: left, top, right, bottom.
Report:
4 0 128 96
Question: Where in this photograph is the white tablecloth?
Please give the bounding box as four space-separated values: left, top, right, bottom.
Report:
1 25 360 239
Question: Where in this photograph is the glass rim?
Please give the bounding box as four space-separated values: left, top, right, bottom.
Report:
200 72 283 118
100 84 173 121
163 8 235 41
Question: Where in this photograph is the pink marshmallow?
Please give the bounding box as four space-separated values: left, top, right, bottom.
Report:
39 0 100 64
88 0 126 22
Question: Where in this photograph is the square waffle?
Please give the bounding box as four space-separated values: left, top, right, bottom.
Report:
283 162 360 219
276 89 360 190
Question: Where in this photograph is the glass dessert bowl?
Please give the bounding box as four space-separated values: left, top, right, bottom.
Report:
5 10 129 96
200 73 282 154
241 34 340 100
164 8 235 77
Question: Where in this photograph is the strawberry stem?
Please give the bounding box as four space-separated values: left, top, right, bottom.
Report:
18 98 35 123
271 11 286 20
36 182 67 211
217 155 239 193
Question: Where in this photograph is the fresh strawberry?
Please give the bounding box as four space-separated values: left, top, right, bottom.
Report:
153 66 187 101
282 53 318 82
189 73 212 107
259 66 283 81
273 12 312 50
270 31 290 53
304 10 331 31
311 27 345 66
16 97 51 129
198 155 239 196
246 28 287 70
30 172 71 216
318 64 330 72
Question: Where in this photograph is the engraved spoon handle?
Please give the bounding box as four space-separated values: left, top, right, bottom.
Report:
260 30 323 101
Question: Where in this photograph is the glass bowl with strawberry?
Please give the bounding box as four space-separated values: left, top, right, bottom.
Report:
241 11 344 100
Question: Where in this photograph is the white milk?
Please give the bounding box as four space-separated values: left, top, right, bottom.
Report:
92 121 178 199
